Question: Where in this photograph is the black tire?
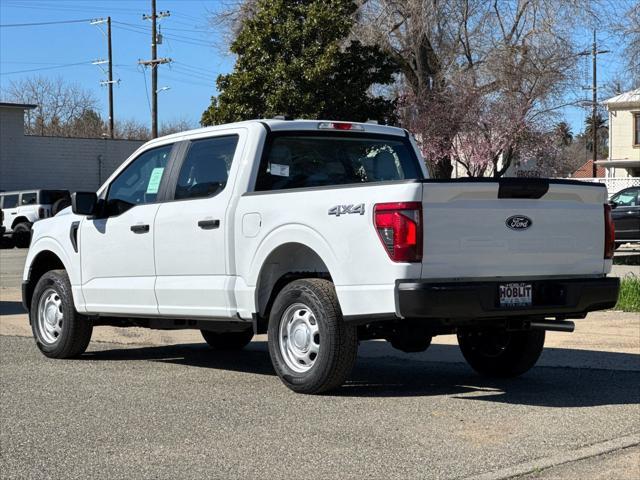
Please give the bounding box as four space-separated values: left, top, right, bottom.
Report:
30 270 93 358
457 328 545 378
12 222 32 248
201 328 253 350
0 235 14 249
51 198 71 216
267 278 358 394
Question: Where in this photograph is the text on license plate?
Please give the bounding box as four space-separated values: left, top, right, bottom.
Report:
499 283 532 307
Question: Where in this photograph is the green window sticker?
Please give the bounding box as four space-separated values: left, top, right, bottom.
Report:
146 167 165 194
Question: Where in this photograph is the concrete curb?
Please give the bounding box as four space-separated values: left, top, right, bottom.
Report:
462 433 640 480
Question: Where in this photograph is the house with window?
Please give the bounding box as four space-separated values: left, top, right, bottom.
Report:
595 88 640 193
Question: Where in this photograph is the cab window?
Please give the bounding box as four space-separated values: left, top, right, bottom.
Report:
174 135 239 200
106 144 172 216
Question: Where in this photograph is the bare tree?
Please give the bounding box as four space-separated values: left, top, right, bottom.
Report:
357 0 610 177
207 0 260 50
614 2 640 85
4 76 102 137
114 119 150 140
159 118 196 136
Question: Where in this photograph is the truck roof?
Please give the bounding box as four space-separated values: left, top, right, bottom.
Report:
147 119 408 147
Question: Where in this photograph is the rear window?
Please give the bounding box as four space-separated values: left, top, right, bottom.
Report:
255 134 422 191
39 190 70 204
2 194 18 209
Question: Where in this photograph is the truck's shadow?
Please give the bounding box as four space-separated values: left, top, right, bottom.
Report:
0 301 26 315
82 340 640 407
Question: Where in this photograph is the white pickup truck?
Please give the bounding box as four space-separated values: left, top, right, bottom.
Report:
22 119 619 393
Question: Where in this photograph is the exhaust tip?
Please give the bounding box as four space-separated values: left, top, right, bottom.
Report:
530 320 575 332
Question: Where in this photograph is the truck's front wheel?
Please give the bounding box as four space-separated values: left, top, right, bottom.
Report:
267 279 358 394
457 328 545 378
30 270 93 358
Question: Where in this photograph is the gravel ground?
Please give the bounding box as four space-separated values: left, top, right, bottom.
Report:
1 335 639 480
1 248 639 479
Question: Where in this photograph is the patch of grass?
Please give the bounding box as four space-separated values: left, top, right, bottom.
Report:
615 277 640 312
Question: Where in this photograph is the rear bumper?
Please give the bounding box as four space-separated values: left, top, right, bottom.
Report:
396 277 620 320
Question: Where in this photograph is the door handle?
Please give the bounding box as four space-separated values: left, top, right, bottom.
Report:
198 219 220 230
130 224 150 234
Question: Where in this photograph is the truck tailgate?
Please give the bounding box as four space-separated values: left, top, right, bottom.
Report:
420 179 608 279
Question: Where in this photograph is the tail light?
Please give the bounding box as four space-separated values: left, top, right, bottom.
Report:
604 204 615 259
38 208 45 219
374 202 422 262
317 122 364 131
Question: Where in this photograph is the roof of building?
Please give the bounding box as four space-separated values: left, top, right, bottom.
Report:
0 102 37 110
603 88 640 109
571 159 606 178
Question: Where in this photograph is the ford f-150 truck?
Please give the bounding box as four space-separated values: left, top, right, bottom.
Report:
22 119 620 393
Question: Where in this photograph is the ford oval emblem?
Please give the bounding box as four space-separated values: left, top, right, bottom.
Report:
506 215 532 230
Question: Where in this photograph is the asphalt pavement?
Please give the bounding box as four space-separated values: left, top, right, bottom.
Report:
1 247 639 479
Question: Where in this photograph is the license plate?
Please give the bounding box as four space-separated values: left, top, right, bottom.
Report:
499 283 532 308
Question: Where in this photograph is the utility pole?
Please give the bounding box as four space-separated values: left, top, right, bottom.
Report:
91 17 119 138
580 30 609 177
141 1 170 138
107 16 114 138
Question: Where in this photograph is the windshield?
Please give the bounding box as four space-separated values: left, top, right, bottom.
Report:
255 134 423 191
39 190 70 204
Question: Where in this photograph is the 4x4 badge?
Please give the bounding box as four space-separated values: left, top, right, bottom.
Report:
328 204 365 216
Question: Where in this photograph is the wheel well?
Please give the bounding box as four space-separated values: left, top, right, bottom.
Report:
24 251 65 311
11 216 30 229
255 243 332 329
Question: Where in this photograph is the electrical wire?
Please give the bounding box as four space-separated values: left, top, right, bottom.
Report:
0 61 92 75
137 65 152 114
0 18 92 27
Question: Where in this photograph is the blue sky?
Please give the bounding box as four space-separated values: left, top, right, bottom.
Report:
0 0 232 128
0 0 634 135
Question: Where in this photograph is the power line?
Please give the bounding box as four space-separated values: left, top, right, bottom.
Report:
0 18 92 27
0 61 92 75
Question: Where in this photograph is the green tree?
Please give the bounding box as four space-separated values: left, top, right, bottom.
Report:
201 0 398 126
554 121 573 146
584 113 608 158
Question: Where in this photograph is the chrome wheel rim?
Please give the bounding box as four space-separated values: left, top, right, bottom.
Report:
37 288 64 344
279 303 320 373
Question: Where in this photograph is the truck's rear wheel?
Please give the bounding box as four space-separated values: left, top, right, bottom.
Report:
201 328 253 350
267 278 358 394
12 222 32 248
30 270 93 358
457 328 545 378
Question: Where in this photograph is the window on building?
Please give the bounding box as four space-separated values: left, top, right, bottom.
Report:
634 113 640 146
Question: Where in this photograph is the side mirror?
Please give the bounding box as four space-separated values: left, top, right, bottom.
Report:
72 192 98 216
608 200 618 210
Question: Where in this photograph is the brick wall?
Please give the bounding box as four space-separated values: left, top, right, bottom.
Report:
0 106 145 192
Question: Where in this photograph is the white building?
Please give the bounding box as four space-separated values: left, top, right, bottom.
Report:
595 89 640 190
